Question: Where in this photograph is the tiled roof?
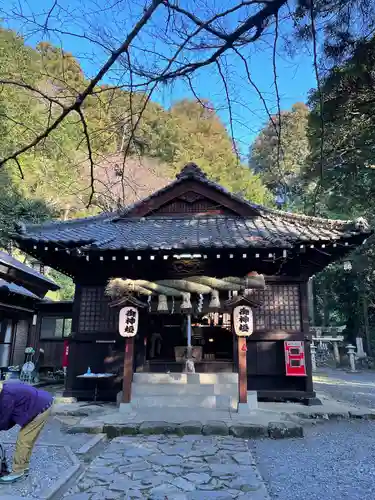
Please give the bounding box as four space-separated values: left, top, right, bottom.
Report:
12 163 371 252
13 214 370 252
0 278 40 299
0 251 58 290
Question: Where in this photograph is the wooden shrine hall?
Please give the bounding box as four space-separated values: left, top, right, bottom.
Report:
12 163 371 408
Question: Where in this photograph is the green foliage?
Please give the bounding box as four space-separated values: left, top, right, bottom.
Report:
46 269 75 301
249 103 310 207
0 27 270 212
308 37 375 220
306 37 375 348
0 169 53 251
105 95 270 204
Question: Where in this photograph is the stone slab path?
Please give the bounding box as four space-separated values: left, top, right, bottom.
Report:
64 435 270 500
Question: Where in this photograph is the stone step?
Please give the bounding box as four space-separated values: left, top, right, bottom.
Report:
132 383 238 397
133 372 238 385
130 394 238 410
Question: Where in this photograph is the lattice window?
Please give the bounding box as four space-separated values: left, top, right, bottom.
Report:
78 286 118 333
154 198 234 215
250 285 301 331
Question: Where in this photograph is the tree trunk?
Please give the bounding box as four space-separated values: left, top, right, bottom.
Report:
307 278 315 326
363 293 372 356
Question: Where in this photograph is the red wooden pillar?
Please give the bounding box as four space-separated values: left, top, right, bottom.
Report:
122 337 135 403
238 337 247 404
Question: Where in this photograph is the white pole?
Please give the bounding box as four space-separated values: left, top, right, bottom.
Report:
310 342 317 372
187 314 192 348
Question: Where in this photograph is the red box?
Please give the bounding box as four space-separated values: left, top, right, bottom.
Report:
284 341 306 376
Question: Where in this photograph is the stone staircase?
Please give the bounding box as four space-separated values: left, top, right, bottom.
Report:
131 372 240 410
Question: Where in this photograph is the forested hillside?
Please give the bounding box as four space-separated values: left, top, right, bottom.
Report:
0 28 269 234
0 27 271 299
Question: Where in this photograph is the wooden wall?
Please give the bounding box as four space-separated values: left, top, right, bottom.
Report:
65 277 315 402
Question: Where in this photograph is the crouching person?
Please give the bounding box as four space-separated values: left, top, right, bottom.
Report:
0 381 53 483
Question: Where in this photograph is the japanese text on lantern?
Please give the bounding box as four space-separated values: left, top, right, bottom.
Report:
119 307 139 337
233 305 253 337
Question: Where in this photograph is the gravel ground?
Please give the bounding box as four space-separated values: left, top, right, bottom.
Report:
0 443 73 498
250 420 375 500
313 368 375 408
0 416 93 498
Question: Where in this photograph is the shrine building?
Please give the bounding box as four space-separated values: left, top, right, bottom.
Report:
11 163 371 409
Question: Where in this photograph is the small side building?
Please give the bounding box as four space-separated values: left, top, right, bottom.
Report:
0 251 60 373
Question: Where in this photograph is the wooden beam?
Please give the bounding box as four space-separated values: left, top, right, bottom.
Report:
299 281 315 397
122 337 135 403
238 336 247 404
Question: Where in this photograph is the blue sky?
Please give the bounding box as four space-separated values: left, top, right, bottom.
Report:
1 0 318 155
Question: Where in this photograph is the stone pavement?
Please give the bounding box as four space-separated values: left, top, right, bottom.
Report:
64 434 270 500
53 388 375 442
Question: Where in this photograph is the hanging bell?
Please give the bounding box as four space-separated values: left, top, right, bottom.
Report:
209 290 220 309
157 294 168 312
181 292 192 311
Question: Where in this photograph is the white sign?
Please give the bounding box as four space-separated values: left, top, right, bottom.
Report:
119 307 139 337
233 305 253 337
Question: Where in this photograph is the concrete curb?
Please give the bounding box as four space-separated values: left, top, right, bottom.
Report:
39 445 82 500
75 433 107 460
295 409 375 421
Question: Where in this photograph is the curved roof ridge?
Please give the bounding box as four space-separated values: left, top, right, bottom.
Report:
256 205 370 231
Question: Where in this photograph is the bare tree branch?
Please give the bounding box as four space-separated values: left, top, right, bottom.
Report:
43 0 58 33
272 11 283 187
76 108 95 206
215 59 240 161
14 158 24 180
0 0 163 168
310 0 325 215
141 0 287 83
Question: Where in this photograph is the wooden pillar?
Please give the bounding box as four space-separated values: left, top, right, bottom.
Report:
64 284 82 397
238 337 247 404
122 337 135 403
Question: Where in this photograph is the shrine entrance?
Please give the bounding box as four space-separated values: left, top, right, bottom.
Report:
140 312 235 373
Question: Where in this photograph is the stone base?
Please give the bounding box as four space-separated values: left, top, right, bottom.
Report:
303 397 323 406
237 391 258 413
119 403 133 414
237 403 253 414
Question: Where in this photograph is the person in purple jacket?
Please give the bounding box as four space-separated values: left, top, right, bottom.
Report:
0 381 54 483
